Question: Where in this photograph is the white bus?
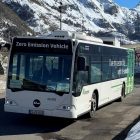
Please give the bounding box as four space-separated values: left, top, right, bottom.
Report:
4 31 135 118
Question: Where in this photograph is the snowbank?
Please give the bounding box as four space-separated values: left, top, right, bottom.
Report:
125 121 140 140
0 75 6 93
0 37 6 46
0 80 6 91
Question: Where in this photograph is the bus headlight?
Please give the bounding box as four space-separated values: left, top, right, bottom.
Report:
57 105 75 111
5 99 17 106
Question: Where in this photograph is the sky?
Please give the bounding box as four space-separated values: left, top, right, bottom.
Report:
114 0 140 8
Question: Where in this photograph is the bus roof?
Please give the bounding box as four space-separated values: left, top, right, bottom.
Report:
13 30 121 48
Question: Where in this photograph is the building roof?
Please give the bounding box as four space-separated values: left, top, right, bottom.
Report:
122 44 140 50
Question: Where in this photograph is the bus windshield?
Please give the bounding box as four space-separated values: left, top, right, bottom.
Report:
8 53 72 94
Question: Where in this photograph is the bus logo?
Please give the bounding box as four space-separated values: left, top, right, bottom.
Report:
33 99 41 107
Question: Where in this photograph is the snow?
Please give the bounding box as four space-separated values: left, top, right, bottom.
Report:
2 0 128 34
0 78 6 92
134 3 140 11
0 37 6 45
1 0 140 44
0 54 7 93
125 121 140 140
0 66 6 93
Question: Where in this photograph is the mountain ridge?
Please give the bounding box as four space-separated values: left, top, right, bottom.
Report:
1 0 140 44
0 1 34 44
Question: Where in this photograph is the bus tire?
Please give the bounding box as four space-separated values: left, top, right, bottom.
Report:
88 93 97 118
118 84 125 102
121 84 125 100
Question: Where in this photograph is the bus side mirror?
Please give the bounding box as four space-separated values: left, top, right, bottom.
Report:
77 56 86 71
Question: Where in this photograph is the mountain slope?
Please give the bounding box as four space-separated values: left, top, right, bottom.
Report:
0 1 34 43
1 0 140 43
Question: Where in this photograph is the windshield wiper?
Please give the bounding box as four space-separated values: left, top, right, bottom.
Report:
45 87 68 96
10 87 24 92
22 79 46 91
45 86 56 92
10 79 69 95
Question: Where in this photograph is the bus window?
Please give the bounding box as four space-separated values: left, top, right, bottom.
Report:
75 70 88 93
102 55 112 81
8 53 72 93
74 55 89 94
11 55 18 80
90 55 101 83
29 56 44 80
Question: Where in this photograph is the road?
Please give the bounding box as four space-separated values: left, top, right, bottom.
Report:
0 79 140 140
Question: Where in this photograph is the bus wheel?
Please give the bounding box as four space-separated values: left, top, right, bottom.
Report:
89 93 97 118
118 84 125 102
121 84 125 100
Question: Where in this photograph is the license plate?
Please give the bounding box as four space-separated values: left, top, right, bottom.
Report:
29 110 44 115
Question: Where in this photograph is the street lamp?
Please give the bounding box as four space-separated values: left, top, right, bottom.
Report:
59 1 62 30
55 0 63 30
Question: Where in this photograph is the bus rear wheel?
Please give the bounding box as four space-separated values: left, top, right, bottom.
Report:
89 93 97 118
121 84 125 100
118 84 125 102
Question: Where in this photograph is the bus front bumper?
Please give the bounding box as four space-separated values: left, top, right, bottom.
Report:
4 104 77 119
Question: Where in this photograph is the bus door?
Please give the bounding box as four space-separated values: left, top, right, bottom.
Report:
73 55 90 115
126 50 134 94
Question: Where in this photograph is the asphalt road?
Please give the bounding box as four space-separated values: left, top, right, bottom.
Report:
0 79 140 140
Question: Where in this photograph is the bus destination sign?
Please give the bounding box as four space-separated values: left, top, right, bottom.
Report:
15 40 69 50
12 37 72 54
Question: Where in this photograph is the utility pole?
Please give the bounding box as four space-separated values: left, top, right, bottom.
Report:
55 0 68 30
81 18 85 32
55 0 63 30
59 1 62 30
82 19 84 32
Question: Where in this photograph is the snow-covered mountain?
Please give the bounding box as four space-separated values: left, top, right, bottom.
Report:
0 1 34 44
1 0 140 44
